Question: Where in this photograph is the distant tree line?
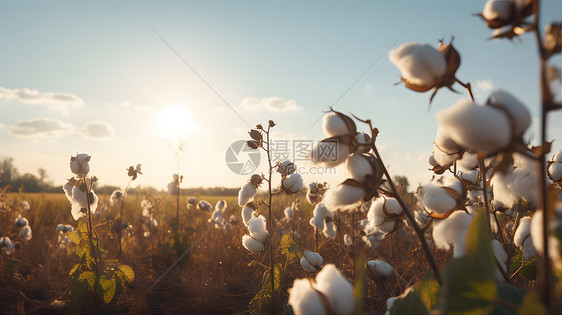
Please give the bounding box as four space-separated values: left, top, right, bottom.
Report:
0 157 239 195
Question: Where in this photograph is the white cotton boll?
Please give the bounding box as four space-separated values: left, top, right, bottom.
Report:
437 99 511 154
197 200 212 212
487 90 531 138
63 183 73 202
141 200 154 217
460 170 479 185
432 211 472 257
435 126 462 154
247 215 269 242
389 42 446 87
315 264 355 315
344 234 353 246
458 152 479 171
21 225 32 241
238 183 257 206
367 260 394 277
346 154 373 182
386 296 398 315
415 211 430 226
15 217 29 227
355 132 371 154
310 141 351 167
242 234 265 252
288 279 327 315
57 224 65 232
322 112 351 137
514 217 537 260
422 183 457 215
70 153 91 176
492 240 508 282
109 190 124 207
428 154 439 167
310 203 330 230
444 177 464 195
284 206 294 221
510 155 539 206
65 224 74 232
432 147 461 167
368 197 403 225
323 221 337 239
215 200 227 212
187 197 196 205
553 150 562 163
491 171 519 208
0 237 15 255
548 163 562 181
322 183 365 211
530 207 562 269
301 250 323 272
69 187 98 220
241 205 254 226
483 0 513 21
146 216 158 229
282 173 303 194
20 201 30 211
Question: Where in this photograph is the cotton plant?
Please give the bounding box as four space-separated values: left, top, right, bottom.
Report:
209 200 231 230
288 264 355 315
15 217 32 241
478 0 534 40
109 190 124 208
238 174 261 207
418 177 465 219
114 164 142 257
362 196 404 242
547 150 562 184
242 215 269 253
0 236 15 255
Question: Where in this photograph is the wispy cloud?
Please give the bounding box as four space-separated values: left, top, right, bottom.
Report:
10 118 73 138
79 121 115 139
240 97 302 112
0 86 84 113
120 100 153 113
473 79 493 103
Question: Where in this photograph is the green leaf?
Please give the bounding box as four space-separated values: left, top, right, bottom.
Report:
440 210 497 314
416 271 440 311
353 254 365 314
117 264 134 284
390 288 429 315
96 276 116 304
69 263 81 277
79 271 96 288
67 231 82 245
517 291 547 315
279 233 301 260
494 284 525 314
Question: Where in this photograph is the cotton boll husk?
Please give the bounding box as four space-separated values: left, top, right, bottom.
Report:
458 152 478 171
310 141 351 167
242 205 255 226
421 183 457 215
530 207 562 269
247 215 269 242
282 173 303 194
460 170 479 185
323 183 365 211
487 90 530 138
300 250 323 272
238 183 257 206
367 260 394 277
70 153 91 176
437 99 511 154
389 42 447 87
482 0 513 21
514 217 537 260
322 112 351 137
492 240 508 282
323 221 337 239
548 163 562 181
346 154 373 182
315 264 355 315
288 279 327 315
432 211 473 257
0 237 15 255
242 234 265 252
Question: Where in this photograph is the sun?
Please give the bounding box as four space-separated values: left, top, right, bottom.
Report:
156 104 196 141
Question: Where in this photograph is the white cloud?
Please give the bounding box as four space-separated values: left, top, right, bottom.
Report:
10 118 73 138
0 86 84 113
79 121 115 139
240 97 302 112
120 100 153 113
473 80 493 103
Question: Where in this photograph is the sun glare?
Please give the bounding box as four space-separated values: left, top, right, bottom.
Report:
156 104 196 141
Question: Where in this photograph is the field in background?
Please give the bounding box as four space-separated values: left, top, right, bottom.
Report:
2 191 450 313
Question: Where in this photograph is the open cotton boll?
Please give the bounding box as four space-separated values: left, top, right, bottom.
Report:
444 177 464 195
20 200 30 211
197 200 212 212
432 211 472 257
141 200 154 217
435 126 462 154
20 225 32 240
437 99 511 154
492 240 508 282
509 155 539 206
70 153 91 176
0 237 15 255
491 171 519 208
389 42 447 88
514 217 537 260
282 173 303 194
421 183 457 215
367 260 394 277
322 183 365 211
530 206 562 270
432 147 461 167
238 183 257 206
241 205 255 226
322 112 354 137
552 150 562 163
215 200 227 212
288 279 327 315
146 216 158 228
284 206 294 221
487 90 530 138
368 197 403 222
247 215 269 242
15 217 29 227
458 152 478 171
415 210 431 226
315 264 355 315
342 234 352 246
548 163 562 181
323 221 337 239
428 154 439 167
310 203 330 230
242 234 265 252
346 153 374 183
460 170 479 185
109 190 124 207
300 250 323 272
355 132 371 154
482 0 513 21
310 141 351 167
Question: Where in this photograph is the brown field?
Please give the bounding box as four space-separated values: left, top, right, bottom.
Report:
2 191 452 314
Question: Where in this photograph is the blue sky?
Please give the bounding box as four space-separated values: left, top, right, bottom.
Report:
1 0 561 191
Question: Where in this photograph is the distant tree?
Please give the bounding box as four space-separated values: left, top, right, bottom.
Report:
0 158 19 187
394 175 410 191
11 173 42 192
